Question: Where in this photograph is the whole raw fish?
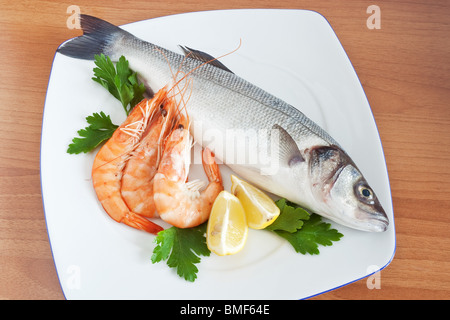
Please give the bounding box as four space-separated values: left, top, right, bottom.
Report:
58 15 389 232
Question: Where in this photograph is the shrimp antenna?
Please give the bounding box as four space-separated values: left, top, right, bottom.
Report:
152 46 193 127
169 38 242 93
154 40 242 133
169 39 242 127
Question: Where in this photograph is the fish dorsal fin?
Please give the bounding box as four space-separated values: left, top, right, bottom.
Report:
179 46 234 73
272 124 304 167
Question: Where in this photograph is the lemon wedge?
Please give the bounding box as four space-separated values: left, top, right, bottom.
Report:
230 175 280 229
206 191 248 256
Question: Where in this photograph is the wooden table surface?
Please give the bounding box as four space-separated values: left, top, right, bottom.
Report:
1 0 449 300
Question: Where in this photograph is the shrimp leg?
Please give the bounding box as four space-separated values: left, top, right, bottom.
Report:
153 122 224 228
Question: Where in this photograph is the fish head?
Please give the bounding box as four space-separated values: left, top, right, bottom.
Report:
309 145 389 232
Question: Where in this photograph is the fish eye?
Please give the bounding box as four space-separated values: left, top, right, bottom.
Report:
358 185 374 200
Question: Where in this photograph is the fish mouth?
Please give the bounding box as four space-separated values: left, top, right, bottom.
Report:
335 212 389 232
361 211 389 232
368 216 389 232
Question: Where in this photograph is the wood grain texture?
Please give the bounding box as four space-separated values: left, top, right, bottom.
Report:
0 0 449 300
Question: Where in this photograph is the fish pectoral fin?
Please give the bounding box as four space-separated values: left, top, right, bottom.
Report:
178 46 234 73
272 124 304 168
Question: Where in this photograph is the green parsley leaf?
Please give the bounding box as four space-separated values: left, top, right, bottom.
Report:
265 199 343 255
274 214 344 255
67 111 118 154
265 198 310 232
151 223 210 282
92 54 145 115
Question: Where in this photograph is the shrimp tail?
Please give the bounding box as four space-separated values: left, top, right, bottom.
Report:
202 148 222 184
122 212 164 234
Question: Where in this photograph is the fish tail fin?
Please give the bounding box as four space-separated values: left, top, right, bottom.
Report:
57 14 130 60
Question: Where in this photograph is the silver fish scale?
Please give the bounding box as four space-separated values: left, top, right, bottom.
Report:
186 57 339 147
125 37 339 148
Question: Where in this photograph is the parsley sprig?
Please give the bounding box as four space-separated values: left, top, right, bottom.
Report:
67 54 145 154
67 111 118 154
92 54 145 116
267 199 344 255
151 223 210 282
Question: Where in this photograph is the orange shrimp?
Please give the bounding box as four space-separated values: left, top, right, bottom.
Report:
153 114 224 229
92 45 235 232
91 93 167 234
120 96 174 218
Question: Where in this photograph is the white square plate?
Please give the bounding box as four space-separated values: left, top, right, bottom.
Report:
41 9 395 299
